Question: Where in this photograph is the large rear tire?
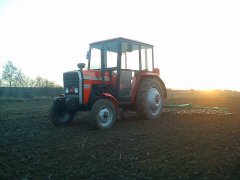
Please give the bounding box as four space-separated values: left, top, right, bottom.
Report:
91 99 116 130
50 101 75 126
135 78 164 120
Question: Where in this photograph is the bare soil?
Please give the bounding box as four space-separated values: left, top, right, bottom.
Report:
0 97 240 179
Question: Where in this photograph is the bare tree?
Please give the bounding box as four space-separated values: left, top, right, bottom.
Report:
14 70 36 98
2 61 18 87
14 70 32 87
35 76 45 87
44 79 54 88
46 80 60 88
35 76 60 88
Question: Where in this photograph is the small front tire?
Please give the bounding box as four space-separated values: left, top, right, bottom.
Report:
90 99 116 130
50 102 75 126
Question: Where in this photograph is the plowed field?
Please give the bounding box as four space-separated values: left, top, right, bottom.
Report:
1 97 240 179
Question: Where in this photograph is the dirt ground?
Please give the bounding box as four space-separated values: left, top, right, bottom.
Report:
0 96 240 179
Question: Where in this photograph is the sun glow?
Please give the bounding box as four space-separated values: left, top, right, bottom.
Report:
0 0 239 91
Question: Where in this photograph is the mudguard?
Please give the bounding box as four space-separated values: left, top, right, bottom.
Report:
101 93 120 117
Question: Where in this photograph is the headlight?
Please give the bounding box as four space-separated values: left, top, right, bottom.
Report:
65 88 69 93
74 88 78 93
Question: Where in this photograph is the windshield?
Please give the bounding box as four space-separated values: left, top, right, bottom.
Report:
89 41 118 70
89 39 154 71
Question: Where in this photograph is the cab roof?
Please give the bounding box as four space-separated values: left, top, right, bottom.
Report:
90 37 154 48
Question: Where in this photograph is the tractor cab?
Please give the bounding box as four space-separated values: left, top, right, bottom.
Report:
87 37 156 103
51 37 167 130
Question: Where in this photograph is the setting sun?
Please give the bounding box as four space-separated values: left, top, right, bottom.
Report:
0 0 240 91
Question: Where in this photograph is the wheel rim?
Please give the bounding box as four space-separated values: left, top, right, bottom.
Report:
98 107 113 127
147 87 162 116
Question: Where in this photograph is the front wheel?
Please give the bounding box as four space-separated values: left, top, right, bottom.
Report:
50 101 75 126
90 99 116 130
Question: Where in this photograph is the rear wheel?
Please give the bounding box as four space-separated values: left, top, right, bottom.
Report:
135 78 164 119
91 99 116 130
50 102 75 125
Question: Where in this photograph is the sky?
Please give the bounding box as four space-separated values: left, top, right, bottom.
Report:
0 0 240 90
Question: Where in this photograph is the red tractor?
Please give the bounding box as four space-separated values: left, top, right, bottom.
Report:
50 37 167 129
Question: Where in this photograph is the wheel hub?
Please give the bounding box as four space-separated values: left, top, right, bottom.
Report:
98 108 113 127
147 87 162 115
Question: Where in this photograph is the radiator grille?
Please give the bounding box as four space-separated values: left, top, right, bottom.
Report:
63 71 79 88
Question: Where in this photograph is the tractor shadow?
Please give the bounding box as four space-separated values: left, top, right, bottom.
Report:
68 110 140 131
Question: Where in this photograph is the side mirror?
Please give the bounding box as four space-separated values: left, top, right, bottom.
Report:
77 63 85 71
86 51 90 60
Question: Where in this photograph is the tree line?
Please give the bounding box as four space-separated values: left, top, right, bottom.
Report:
0 61 61 88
